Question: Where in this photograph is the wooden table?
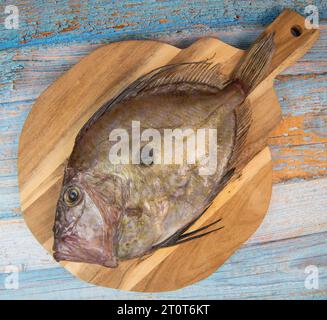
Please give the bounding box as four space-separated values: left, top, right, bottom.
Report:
0 1 326 299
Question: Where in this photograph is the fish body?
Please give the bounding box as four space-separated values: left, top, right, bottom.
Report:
53 33 275 267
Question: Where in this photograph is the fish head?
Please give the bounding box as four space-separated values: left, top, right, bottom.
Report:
53 168 119 267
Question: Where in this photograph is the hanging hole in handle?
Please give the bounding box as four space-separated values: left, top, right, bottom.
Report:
290 25 303 37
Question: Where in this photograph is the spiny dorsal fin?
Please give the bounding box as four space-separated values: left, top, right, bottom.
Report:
134 60 231 95
75 59 231 144
154 101 253 250
228 100 252 171
75 33 275 144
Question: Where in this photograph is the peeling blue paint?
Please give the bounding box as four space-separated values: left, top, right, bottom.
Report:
0 1 326 299
0 1 326 51
0 230 326 299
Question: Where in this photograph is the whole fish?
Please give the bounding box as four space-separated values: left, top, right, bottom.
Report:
53 33 275 267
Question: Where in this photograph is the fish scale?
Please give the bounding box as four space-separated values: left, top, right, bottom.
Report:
52 32 275 267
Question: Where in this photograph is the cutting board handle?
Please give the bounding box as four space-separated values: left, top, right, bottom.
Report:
262 9 319 79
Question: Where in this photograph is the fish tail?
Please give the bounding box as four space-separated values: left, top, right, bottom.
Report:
234 32 276 93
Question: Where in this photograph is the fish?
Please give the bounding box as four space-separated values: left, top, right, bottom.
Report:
52 32 275 267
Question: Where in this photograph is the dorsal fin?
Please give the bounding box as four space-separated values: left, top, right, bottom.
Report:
135 60 231 94
147 102 252 251
228 100 252 171
75 59 231 144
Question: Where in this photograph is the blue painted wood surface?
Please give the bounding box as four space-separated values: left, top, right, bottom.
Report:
0 1 326 299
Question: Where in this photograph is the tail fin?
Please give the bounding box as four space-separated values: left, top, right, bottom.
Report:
234 32 276 93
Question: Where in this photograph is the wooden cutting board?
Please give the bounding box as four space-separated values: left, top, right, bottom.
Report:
18 9 319 292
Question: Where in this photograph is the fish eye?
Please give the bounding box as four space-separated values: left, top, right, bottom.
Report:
63 186 81 207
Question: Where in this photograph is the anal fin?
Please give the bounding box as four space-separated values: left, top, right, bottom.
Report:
158 218 224 248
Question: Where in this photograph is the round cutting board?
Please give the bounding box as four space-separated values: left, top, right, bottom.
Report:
18 9 319 291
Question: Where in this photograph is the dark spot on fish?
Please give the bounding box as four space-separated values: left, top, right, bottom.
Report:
125 207 142 217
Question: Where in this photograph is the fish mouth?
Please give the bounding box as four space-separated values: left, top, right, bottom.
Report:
53 252 116 268
53 236 117 268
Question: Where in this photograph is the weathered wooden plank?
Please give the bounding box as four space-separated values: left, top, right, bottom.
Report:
1 178 326 273
0 219 54 270
0 0 325 299
0 35 325 134
0 37 326 219
0 0 326 50
247 177 327 244
1 25 327 103
0 122 325 221
269 112 327 183
0 231 326 299
0 179 20 220
1 25 326 108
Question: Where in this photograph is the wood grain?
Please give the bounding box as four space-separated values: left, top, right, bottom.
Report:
64 148 271 292
0 2 326 298
2 177 327 273
18 35 276 291
1 1 326 51
1 178 326 299
16 9 320 291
